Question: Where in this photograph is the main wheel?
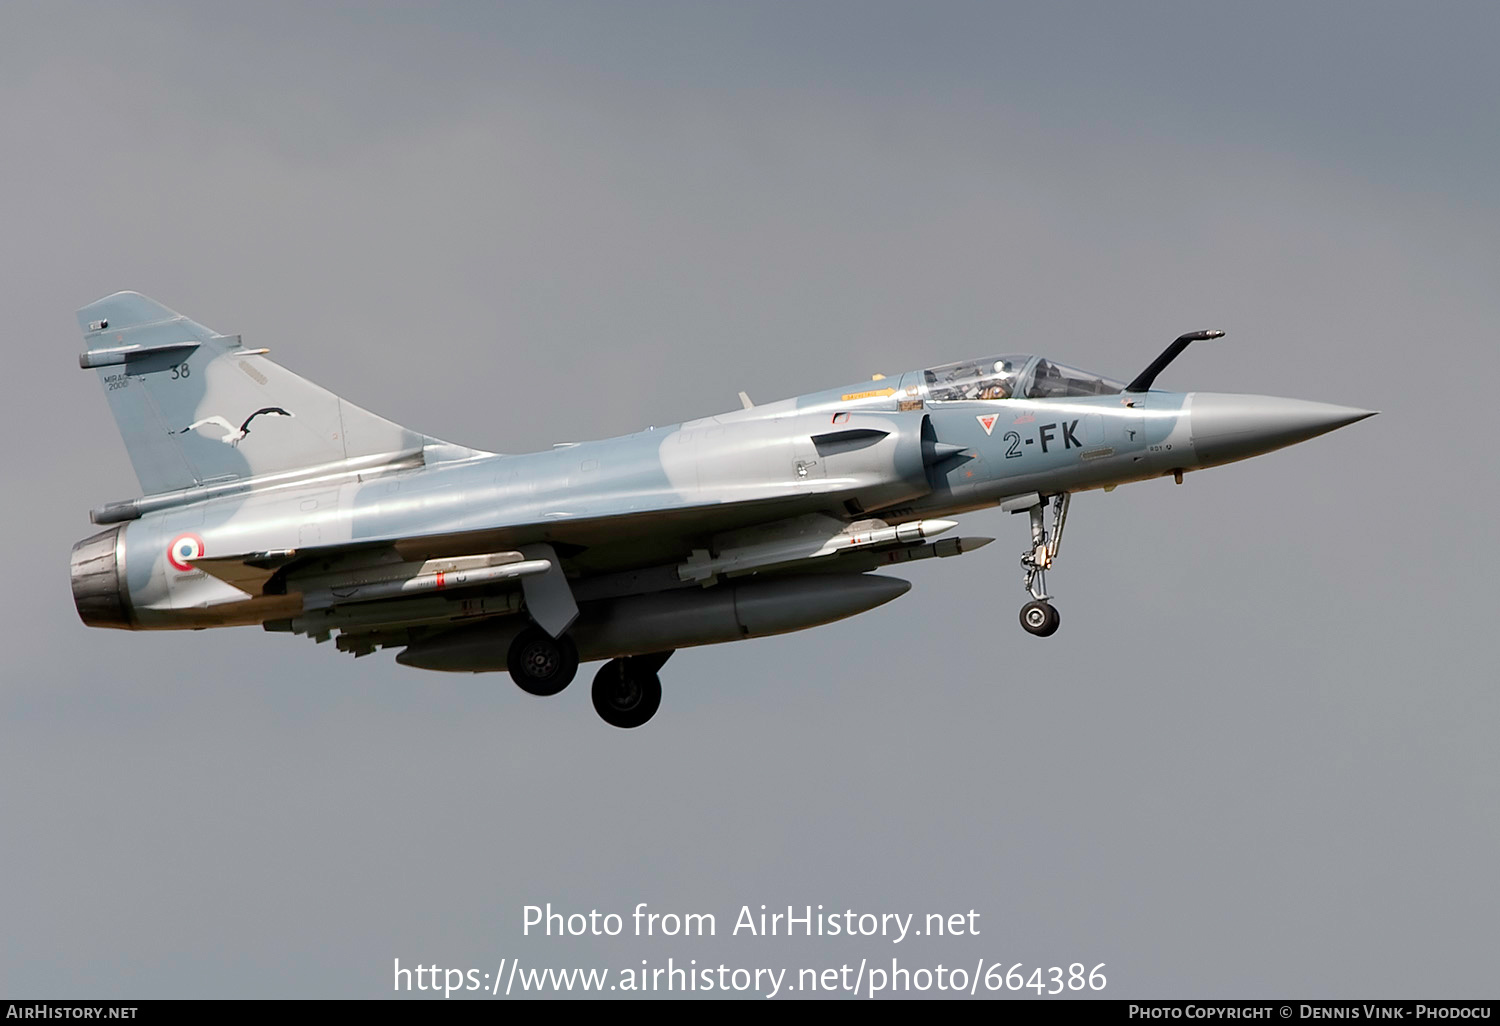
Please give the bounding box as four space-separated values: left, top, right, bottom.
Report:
591 659 663 729
1019 599 1060 637
507 626 578 696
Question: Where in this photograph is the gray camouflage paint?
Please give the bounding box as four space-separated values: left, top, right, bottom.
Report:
72 292 1360 652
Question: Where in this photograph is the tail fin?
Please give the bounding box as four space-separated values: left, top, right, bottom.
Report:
77 291 455 497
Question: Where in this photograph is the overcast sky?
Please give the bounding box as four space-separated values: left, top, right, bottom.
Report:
3 1 1497 999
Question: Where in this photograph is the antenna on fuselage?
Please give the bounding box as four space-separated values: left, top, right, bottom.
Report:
1125 330 1226 393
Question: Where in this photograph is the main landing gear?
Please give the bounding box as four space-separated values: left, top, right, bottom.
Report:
1018 493 1069 637
507 625 579 696
508 625 671 729
591 652 671 729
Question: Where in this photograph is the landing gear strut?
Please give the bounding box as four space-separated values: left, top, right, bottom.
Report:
508 625 579 695
591 652 671 728
1018 493 1069 637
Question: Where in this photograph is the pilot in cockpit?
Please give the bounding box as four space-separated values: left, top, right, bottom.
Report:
978 360 1014 400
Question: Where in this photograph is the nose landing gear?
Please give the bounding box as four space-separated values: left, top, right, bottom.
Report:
1018 493 1069 637
1020 598 1060 636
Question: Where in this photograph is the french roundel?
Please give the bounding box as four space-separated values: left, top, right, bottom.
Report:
167 533 205 572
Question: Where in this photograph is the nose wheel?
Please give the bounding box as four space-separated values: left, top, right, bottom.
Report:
1020 599 1060 636
1018 493 1069 637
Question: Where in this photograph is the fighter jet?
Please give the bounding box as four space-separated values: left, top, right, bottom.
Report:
69 292 1374 727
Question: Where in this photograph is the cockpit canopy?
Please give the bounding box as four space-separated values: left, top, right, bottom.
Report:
921 354 1124 402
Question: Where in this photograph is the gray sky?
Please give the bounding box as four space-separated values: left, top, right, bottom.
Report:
3 0 1497 998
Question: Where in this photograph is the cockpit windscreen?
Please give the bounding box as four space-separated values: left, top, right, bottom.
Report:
923 356 1029 402
922 355 1123 401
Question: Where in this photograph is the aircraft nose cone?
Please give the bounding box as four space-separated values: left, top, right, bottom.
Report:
1190 393 1376 466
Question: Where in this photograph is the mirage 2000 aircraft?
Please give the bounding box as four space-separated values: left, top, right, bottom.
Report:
70 292 1373 727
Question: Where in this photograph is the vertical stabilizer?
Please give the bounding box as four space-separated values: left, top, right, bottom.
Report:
76 292 467 496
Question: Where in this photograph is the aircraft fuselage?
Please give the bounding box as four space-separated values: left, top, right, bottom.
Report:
80 380 1354 631
68 291 1375 726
